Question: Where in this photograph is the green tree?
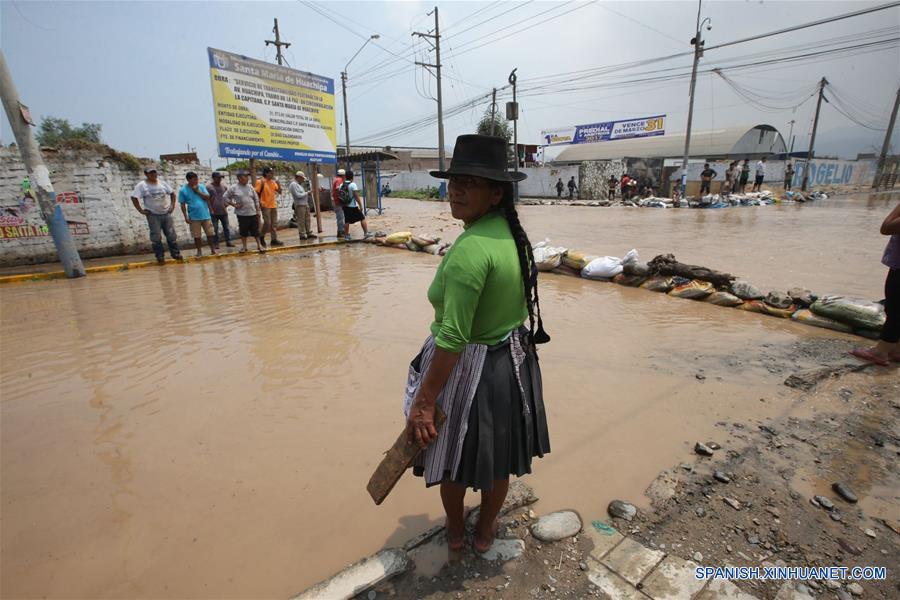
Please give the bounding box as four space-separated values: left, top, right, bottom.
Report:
36 117 102 146
476 108 512 142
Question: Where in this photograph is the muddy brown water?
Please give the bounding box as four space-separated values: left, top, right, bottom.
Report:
1 193 896 598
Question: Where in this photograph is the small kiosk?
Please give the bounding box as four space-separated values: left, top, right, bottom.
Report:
341 150 399 216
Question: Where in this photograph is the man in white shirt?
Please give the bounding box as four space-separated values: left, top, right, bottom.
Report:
289 171 316 241
752 156 767 192
130 167 182 263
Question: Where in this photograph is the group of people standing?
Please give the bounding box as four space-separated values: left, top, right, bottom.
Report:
130 166 357 263
716 157 794 195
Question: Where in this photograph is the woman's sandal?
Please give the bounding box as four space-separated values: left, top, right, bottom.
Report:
473 520 499 554
849 348 890 367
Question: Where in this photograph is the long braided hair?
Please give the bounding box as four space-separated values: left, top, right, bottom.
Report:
495 182 550 346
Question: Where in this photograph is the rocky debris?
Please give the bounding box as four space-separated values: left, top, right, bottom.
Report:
713 470 731 483
847 582 864 596
479 538 525 562
830 510 843 522
694 442 715 456
864 528 876 538
723 497 742 510
832 481 859 503
645 470 679 504
784 362 872 391
292 549 412 600
607 500 637 521
813 495 835 510
692 551 703 562
530 510 582 542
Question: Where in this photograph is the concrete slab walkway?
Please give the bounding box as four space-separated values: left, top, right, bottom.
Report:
0 231 355 284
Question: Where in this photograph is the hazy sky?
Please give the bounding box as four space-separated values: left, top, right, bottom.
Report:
2 0 898 165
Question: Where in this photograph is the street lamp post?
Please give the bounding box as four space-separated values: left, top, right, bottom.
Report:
341 34 380 162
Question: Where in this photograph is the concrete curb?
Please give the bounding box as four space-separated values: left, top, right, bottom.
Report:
0 239 354 285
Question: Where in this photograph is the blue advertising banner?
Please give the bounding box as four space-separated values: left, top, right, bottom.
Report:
542 115 665 146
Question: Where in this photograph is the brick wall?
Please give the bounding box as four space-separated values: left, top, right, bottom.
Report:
0 147 295 267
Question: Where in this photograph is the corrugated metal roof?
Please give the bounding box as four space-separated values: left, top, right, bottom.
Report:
554 124 786 163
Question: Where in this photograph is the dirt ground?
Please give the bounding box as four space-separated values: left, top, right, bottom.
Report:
362 337 899 600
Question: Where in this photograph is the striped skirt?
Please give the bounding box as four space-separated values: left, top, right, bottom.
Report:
403 328 551 491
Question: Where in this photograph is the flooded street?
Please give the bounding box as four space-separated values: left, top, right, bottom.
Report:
1 193 897 598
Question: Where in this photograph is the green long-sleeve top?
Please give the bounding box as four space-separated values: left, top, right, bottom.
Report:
428 210 528 353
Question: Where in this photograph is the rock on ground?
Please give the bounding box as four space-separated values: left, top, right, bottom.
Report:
608 500 637 521
292 548 411 600
530 510 582 542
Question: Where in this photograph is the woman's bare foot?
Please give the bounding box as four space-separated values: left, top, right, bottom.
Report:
446 519 466 551
473 519 499 554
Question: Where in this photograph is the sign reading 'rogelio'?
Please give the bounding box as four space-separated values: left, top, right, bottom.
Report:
207 47 337 163
541 115 666 146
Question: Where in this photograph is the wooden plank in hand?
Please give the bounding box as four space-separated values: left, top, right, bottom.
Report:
367 406 446 505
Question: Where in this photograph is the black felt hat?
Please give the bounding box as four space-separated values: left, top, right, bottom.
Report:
430 134 527 183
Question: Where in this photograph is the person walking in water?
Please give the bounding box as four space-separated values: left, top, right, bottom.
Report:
179 172 218 257
130 167 182 263
254 167 283 247
738 158 750 194
850 202 900 365
567 176 577 199
207 171 234 248
289 171 316 241
404 134 551 554
555 178 563 198
338 170 370 240
225 170 265 253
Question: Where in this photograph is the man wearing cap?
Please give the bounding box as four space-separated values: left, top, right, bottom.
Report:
179 172 218 257
207 171 234 248
332 168 346 238
254 167 283 247
130 167 182 263
289 171 316 241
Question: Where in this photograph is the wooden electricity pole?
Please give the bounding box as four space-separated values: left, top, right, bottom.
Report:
0 51 85 277
873 85 900 190
801 77 828 192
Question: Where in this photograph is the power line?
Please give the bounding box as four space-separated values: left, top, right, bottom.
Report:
595 3 685 47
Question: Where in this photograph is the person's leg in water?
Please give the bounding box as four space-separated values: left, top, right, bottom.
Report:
851 268 899 364
474 479 509 552
440 481 467 550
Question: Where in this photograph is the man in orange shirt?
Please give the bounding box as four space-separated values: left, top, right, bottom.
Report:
331 168 345 239
254 167 283 247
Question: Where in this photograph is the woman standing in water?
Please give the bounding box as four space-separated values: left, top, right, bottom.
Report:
851 202 900 365
404 135 551 553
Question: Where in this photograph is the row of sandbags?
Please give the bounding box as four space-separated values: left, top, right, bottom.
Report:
365 231 452 255
551 247 886 339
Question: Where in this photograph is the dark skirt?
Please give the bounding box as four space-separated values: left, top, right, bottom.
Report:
410 334 551 491
343 205 365 224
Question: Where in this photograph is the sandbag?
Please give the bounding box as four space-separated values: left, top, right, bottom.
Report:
740 300 796 318
562 250 598 271
405 239 420 251
765 291 793 309
582 249 638 280
810 295 886 331
421 244 442 255
385 231 412 245
731 280 764 300
613 273 647 287
791 309 853 333
553 264 582 278
641 276 675 293
533 246 565 271
623 261 650 277
787 288 816 308
704 291 744 307
668 279 715 300
854 328 881 340
411 234 439 247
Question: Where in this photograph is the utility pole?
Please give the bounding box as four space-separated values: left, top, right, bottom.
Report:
341 34 380 164
787 119 796 154
491 88 497 136
801 77 828 192
414 7 445 172
0 51 85 277
679 0 710 206
873 85 900 190
508 68 520 202
265 18 291 66
254 19 291 183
